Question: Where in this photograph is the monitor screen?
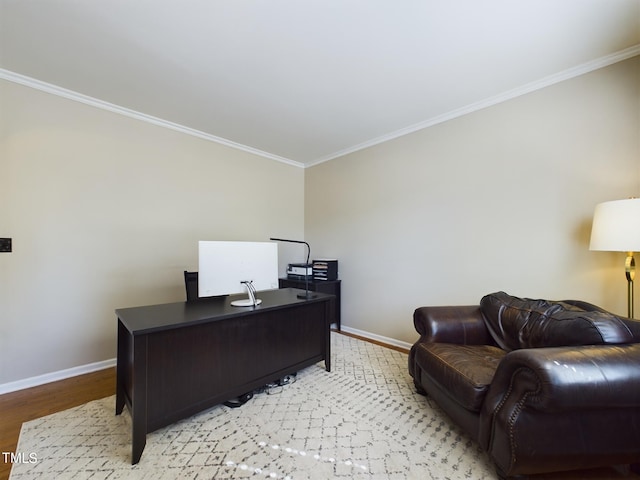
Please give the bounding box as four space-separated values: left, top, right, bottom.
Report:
198 241 279 298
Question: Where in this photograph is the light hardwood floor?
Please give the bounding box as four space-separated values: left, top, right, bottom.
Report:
1 334 637 480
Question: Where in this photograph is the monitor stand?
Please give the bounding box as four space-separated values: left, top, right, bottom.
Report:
231 280 261 307
231 298 262 307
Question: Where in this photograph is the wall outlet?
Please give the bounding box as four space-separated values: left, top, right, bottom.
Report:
0 238 12 252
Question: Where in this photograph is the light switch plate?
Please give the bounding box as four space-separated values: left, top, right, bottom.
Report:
0 238 12 252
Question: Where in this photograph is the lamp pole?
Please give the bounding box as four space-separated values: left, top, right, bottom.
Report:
626 252 635 318
270 237 317 300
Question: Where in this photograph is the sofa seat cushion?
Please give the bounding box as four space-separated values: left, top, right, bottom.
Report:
413 343 506 412
480 291 634 351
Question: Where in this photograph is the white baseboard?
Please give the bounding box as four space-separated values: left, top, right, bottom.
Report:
339 326 413 351
0 358 117 395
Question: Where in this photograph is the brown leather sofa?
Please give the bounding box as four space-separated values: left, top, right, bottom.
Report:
408 291 640 479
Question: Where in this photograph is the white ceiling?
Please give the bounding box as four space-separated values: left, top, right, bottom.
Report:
2 1 639 167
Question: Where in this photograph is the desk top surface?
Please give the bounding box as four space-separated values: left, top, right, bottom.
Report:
116 288 333 335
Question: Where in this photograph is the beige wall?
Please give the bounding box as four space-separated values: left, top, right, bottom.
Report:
1 56 638 388
0 80 304 386
305 57 640 345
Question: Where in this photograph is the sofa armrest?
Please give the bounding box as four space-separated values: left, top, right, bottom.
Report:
480 343 640 477
486 343 640 411
413 305 492 345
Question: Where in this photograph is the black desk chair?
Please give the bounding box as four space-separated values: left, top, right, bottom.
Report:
184 271 199 302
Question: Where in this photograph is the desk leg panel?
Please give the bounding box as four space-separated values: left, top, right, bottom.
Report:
115 319 127 415
130 335 148 465
325 297 333 372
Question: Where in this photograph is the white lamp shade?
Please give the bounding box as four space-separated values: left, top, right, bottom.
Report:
589 198 640 252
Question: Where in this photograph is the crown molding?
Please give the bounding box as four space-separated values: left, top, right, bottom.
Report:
3 43 638 170
306 44 640 168
0 69 305 169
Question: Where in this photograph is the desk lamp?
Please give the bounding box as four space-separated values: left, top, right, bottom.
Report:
589 198 640 318
270 237 317 299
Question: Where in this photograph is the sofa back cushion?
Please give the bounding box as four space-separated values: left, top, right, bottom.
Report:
480 291 635 351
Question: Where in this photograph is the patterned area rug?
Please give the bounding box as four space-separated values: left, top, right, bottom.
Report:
10 333 496 479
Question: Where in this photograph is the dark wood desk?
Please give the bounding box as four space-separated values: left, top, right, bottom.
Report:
278 278 341 330
115 288 334 464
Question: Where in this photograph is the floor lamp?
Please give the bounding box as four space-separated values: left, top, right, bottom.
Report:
589 198 640 318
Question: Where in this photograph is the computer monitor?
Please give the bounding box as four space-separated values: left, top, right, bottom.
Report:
198 241 279 306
